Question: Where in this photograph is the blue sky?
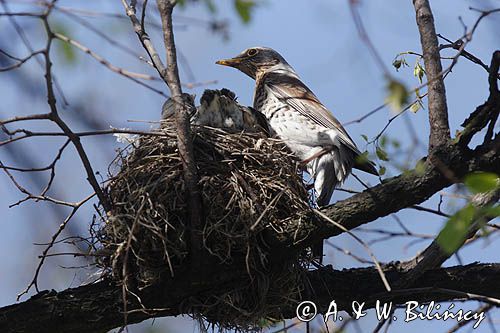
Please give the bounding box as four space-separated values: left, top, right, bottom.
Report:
1 1 499 332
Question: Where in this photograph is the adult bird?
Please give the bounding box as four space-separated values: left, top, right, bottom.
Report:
216 47 378 208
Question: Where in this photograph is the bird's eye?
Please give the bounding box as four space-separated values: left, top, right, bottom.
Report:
246 48 258 57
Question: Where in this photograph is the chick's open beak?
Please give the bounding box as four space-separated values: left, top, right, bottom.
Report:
215 57 242 67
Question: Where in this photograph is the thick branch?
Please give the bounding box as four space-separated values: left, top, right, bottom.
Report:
296 263 500 316
278 140 500 252
1 264 498 332
391 54 500 285
413 0 450 150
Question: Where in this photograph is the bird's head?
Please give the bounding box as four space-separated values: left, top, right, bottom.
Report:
216 47 291 80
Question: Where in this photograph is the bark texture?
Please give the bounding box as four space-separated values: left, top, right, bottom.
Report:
1 264 499 333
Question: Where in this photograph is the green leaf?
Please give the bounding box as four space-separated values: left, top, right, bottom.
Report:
361 134 368 142
204 0 217 13
392 55 409 72
59 42 76 64
380 135 388 148
415 87 423 99
392 59 403 70
234 0 256 23
391 139 400 149
410 88 425 113
464 172 499 194
410 101 420 113
378 166 386 176
385 79 409 113
414 160 426 175
436 204 476 254
355 151 370 165
483 205 500 217
52 22 77 64
376 147 389 161
413 60 425 83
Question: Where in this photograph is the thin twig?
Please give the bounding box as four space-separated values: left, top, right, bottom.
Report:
53 32 166 97
396 187 500 286
314 209 391 292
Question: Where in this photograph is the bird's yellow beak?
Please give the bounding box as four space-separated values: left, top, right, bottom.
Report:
215 57 242 67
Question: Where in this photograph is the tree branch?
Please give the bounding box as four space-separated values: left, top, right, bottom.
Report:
121 0 203 272
278 139 499 252
282 50 500 253
298 263 500 315
395 188 500 287
40 9 110 212
120 0 167 78
1 263 498 332
155 0 204 274
458 50 500 146
413 0 450 150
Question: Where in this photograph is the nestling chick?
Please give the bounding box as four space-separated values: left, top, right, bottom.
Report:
162 89 268 133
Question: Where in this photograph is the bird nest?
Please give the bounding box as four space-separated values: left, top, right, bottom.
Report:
94 121 314 330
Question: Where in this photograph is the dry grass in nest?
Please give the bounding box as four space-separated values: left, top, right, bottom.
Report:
95 125 313 330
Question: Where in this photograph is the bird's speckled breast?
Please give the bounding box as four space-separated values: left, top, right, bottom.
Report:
254 84 337 160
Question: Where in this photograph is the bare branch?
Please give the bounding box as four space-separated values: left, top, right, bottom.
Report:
1 263 499 333
413 0 450 150
0 113 50 126
0 49 44 71
16 193 94 300
38 11 111 211
282 139 500 252
1 3 499 332
53 32 167 97
120 3 204 267
458 50 500 146
1 0 69 106
395 187 500 287
155 0 204 273
120 0 167 79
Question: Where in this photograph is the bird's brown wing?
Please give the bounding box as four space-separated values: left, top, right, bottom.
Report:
264 72 357 149
264 72 378 176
